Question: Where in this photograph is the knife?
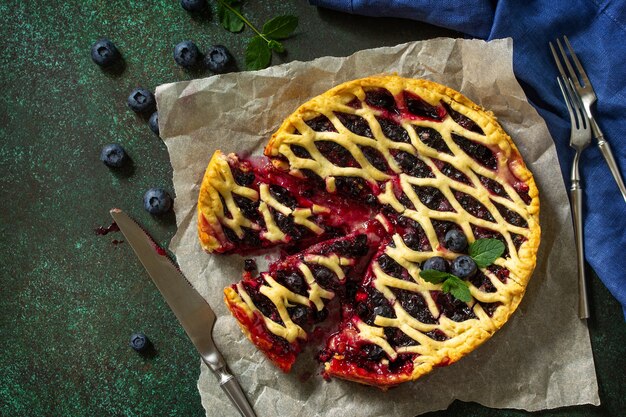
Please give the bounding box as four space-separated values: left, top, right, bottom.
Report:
110 208 257 417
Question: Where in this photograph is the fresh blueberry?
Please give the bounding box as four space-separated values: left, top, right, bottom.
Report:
422 256 448 273
173 40 200 68
444 229 467 252
127 87 155 114
204 45 234 74
148 112 159 136
100 143 128 168
129 332 149 352
450 255 477 279
91 38 121 67
180 0 206 12
143 188 173 215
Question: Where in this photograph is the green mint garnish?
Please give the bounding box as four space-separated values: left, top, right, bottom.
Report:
216 0 298 70
420 269 472 302
469 238 505 268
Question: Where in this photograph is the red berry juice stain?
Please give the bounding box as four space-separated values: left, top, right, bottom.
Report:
94 222 120 236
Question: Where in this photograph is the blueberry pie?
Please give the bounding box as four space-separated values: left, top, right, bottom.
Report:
198 75 540 388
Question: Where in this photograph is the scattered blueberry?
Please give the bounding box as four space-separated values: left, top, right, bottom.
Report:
173 40 200 68
129 332 149 352
91 38 121 67
148 112 159 136
180 0 206 12
422 256 448 273
100 143 128 168
143 188 173 215
204 45 234 74
450 255 477 279
243 259 257 272
444 229 467 252
127 87 155 114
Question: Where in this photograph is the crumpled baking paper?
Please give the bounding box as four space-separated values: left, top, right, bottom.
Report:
155 38 600 417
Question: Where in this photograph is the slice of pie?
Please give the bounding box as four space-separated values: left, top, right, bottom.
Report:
198 75 540 388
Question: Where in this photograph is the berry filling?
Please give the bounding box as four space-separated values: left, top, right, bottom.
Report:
334 112 374 138
305 114 336 132
454 190 495 222
402 91 446 121
415 126 451 154
365 88 398 114
434 159 472 185
377 117 410 143
441 101 484 134
452 133 497 170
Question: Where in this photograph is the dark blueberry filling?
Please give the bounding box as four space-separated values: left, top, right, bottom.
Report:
334 112 374 138
424 329 449 341
313 306 329 322
514 182 532 205
301 169 325 189
511 233 526 251
272 210 305 240
356 288 392 325
385 328 418 348
441 101 484 134
403 91 444 121
328 234 369 257
309 265 340 291
453 191 495 222
413 185 454 212
365 88 398 113
291 144 312 159
233 194 261 221
398 193 414 210
377 117 410 143
479 302 501 317
452 134 497 170
487 265 509 283
316 140 358 167
276 270 308 296
478 174 509 199
361 344 385 361
219 194 231 218
305 115 336 132
396 289 436 324
269 184 298 209
346 97 362 109
377 254 404 278
437 161 472 185
288 305 311 327
393 151 434 178
492 201 528 227
469 270 497 293
359 146 389 172
223 226 262 247
433 292 476 322
233 168 255 187
334 176 369 198
387 353 417 373
414 126 451 154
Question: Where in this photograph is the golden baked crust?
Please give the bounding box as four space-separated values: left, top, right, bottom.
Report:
199 75 540 388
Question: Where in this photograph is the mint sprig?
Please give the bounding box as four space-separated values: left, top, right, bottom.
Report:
419 238 505 303
216 0 298 70
469 238 505 268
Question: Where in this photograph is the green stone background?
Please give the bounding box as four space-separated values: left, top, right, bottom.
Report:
0 1 624 416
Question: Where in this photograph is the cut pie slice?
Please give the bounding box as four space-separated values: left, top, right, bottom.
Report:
199 75 540 388
224 222 384 372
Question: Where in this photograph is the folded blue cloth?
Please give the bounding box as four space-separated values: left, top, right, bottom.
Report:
312 0 626 318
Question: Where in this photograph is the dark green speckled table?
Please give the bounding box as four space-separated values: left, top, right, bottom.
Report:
1 1 624 416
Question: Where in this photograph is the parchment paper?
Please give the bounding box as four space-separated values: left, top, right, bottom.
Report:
155 38 600 417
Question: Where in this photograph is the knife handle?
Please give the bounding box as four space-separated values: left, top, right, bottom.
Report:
595 133 626 202
570 182 589 320
208 362 258 417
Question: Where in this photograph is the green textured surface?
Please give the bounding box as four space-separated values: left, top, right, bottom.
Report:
0 1 624 416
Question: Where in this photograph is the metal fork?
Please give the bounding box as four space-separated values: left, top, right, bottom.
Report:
550 36 626 202
555 75 591 319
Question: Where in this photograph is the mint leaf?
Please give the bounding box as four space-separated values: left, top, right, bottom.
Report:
469 238 505 268
245 36 271 70
419 269 454 284
262 15 298 39
268 39 284 52
442 276 472 302
217 1 245 33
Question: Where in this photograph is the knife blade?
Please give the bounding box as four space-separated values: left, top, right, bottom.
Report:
110 208 257 417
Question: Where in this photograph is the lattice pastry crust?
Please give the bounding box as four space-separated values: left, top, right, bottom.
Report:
198 75 540 388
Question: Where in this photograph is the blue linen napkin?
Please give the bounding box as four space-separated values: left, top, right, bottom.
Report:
312 0 626 318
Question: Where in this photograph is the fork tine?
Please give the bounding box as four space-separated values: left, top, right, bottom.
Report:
556 38 582 89
557 76 574 119
563 36 591 88
549 41 569 81
567 78 589 130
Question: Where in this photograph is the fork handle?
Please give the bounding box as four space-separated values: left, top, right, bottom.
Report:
570 182 589 319
594 131 626 202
